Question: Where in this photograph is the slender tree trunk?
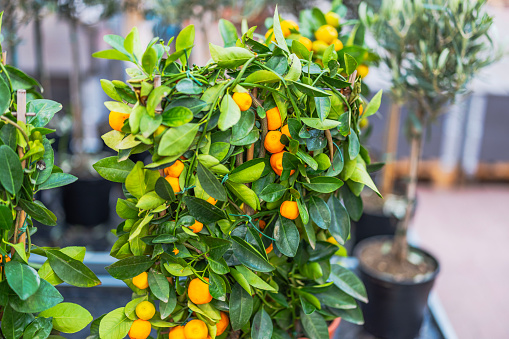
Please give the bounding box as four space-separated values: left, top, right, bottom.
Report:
392 105 424 262
33 12 51 97
381 102 401 196
69 16 83 155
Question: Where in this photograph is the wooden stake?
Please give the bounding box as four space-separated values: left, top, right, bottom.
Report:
14 90 27 248
381 102 401 195
1 52 6 66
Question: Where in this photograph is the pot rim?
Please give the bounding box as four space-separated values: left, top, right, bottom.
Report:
354 235 440 286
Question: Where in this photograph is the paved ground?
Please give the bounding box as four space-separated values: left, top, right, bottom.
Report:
413 184 509 339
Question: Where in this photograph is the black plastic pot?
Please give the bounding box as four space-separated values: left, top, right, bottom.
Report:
355 237 440 339
353 211 399 247
62 177 112 226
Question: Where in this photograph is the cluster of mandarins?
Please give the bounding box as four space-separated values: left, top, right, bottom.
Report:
265 12 369 78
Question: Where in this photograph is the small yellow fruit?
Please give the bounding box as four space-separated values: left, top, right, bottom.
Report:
332 39 343 51
356 64 369 78
184 319 208 339
232 92 252 111
164 160 184 178
359 118 369 129
188 278 212 305
169 325 186 339
298 36 313 51
132 272 149 290
265 29 276 43
327 236 339 246
281 20 299 37
128 319 151 339
153 125 167 137
135 301 156 321
325 12 341 28
312 40 329 55
314 25 338 44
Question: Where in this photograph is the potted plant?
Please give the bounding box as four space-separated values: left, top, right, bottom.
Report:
355 1 497 338
91 7 383 339
0 12 100 337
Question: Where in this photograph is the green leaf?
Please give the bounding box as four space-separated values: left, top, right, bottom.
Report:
209 271 226 299
330 264 368 303
285 54 302 81
38 246 86 286
300 118 340 130
47 250 101 287
308 196 331 229
175 25 195 65
93 157 135 183
148 271 170 303
105 256 153 280
158 123 199 157
235 265 276 292
160 285 177 319
155 177 176 202
322 44 337 67
125 161 146 199
104 101 131 114
362 89 382 118
9 279 63 313
260 184 286 202
274 216 300 257
18 199 56 226
344 53 358 75
1 305 34 339
116 199 139 219
146 85 170 115
0 76 10 114
348 129 360 160
296 149 319 171
225 180 260 211
0 204 13 230
92 49 131 61
272 6 289 53
331 305 364 325
136 191 165 210
142 46 157 74
219 19 238 47
99 307 133 339
301 310 329 339
183 196 227 224
328 196 350 245
228 159 266 184
341 185 363 222
125 297 146 320
350 161 381 196
314 97 331 122
315 285 357 310
27 99 62 127
22 316 53 339
162 106 193 127
197 162 227 201
209 44 254 68
5 261 40 300
291 82 331 97
0 145 23 195
245 70 281 84
229 283 253 331
124 27 142 61
231 236 274 273
38 173 77 190
301 177 344 194
251 308 273 339
218 94 241 131
39 302 93 333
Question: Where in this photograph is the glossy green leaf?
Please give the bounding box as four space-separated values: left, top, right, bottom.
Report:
226 180 260 211
148 271 170 303
315 97 331 122
92 49 131 61
272 6 289 53
328 196 350 245
259 184 286 202
235 265 276 292
0 204 12 230
348 129 360 160
160 285 177 319
9 279 63 313
105 256 153 280
209 44 254 68
197 162 227 201
341 185 363 222
0 145 23 195
231 236 274 273
159 123 199 156
141 46 157 74
228 159 266 184
27 99 62 127
39 302 93 333
331 305 364 325
93 157 135 183
362 89 383 118
274 216 300 257
308 196 331 229
219 19 238 47
1 305 34 339
184 196 226 223
146 85 170 115
38 173 77 190
301 177 344 194
175 25 195 65
300 118 340 130
218 94 241 131
344 53 358 75
136 191 165 210
5 261 40 300
209 271 226 299
18 199 56 226
301 309 329 339
47 250 101 288
350 161 381 196
22 316 52 339
291 82 331 97
330 264 368 303
162 106 193 127
245 70 281 84
229 283 253 331
99 307 133 339
252 308 273 339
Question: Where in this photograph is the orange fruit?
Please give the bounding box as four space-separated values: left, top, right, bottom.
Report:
314 25 338 44
270 151 294 176
189 220 203 233
154 125 167 137
232 92 252 111
298 36 313 51
264 131 285 153
135 301 156 321
165 176 181 194
164 160 184 178
312 40 329 55
356 64 369 78
132 272 149 289
169 325 186 339
128 319 151 339
109 111 130 132
281 20 299 37
216 312 229 335
184 319 208 339
265 29 276 43
266 107 282 130
332 39 343 51
206 197 217 205
0 256 11 264
188 278 212 305
258 219 266 230
281 124 291 138
280 201 299 220
172 248 180 255
359 104 364 116
266 243 273 254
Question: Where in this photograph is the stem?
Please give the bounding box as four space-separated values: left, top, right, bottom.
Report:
392 105 425 262
381 102 401 196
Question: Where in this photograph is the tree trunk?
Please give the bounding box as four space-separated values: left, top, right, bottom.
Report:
381 102 401 196
392 106 424 262
69 16 83 156
33 12 51 97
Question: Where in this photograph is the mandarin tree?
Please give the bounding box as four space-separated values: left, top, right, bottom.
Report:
92 8 383 339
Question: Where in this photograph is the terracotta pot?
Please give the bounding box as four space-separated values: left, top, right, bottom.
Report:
299 317 341 339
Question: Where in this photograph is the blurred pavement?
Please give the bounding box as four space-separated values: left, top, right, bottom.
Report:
414 184 509 339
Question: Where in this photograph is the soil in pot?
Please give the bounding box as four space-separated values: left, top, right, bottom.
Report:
356 237 439 339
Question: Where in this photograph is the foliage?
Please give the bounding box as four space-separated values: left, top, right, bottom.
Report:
0 12 97 338
93 7 382 339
